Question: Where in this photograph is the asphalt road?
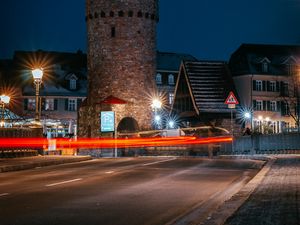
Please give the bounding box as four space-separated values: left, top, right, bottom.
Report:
0 157 262 225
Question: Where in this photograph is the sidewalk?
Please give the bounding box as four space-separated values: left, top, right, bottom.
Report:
0 155 92 173
203 155 300 225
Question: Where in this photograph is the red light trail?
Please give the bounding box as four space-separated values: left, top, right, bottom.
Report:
0 136 232 150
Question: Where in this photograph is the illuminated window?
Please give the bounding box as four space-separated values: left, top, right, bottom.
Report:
68 99 76 111
256 100 263 111
269 81 276 92
270 101 276 111
27 98 35 111
256 80 263 91
45 99 54 111
169 93 174 104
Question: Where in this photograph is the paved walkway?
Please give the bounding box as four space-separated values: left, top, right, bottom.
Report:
0 155 92 172
224 155 300 225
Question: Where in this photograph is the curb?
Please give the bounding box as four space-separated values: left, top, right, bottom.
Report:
0 156 92 173
202 156 276 225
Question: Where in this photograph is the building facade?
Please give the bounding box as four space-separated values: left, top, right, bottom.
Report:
15 51 87 137
78 0 159 137
229 44 300 133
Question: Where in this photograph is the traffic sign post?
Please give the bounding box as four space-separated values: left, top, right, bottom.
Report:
100 111 117 157
225 92 239 152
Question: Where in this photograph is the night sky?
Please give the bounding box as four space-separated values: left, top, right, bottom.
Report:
1 0 300 60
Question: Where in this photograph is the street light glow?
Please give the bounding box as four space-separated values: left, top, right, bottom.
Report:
0 95 10 104
152 99 162 109
155 115 161 122
168 120 175 128
244 112 251 119
32 68 43 80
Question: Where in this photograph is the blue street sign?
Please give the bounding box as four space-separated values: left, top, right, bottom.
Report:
100 111 115 132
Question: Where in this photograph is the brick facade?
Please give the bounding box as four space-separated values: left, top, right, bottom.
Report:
78 0 158 137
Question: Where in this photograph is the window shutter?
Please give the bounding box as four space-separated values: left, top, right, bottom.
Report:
266 101 270 111
281 101 285 116
24 99 28 110
41 98 45 111
262 81 266 91
54 99 58 110
276 81 280 92
277 101 281 112
77 99 82 109
280 81 284 96
252 100 257 110
267 81 270 91
65 99 69 111
252 80 256 91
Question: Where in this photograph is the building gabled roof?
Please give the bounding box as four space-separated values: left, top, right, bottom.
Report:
173 60 237 115
157 51 197 72
229 43 300 76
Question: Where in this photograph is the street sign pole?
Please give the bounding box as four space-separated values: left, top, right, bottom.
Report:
114 114 117 158
225 92 239 153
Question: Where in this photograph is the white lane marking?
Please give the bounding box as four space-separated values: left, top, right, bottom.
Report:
0 193 10 197
45 178 82 187
142 158 177 166
105 171 115 174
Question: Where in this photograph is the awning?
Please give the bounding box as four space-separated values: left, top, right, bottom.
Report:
99 95 127 104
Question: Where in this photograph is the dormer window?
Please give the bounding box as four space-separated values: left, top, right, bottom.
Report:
256 57 270 73
156 73 162 84
65 73 78 90
282 56 297 75
262 62 268 73
70 79 76 90
168 74 175 85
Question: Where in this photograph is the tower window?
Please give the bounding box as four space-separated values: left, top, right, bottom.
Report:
101 11 105 17
151 14 155 20
110 11 114 17
94 12 98 18
137 11 143 17
145 13 149 18
118 11 124 17
128 11 133 17
111 27 116 37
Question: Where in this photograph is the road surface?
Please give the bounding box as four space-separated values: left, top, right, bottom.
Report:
0 157 262 225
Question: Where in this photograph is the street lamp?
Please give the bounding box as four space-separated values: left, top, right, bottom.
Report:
32 68 43 123
151 99 162 129
0 95 10 127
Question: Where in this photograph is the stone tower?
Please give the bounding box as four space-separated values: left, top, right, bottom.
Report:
78 0 159 137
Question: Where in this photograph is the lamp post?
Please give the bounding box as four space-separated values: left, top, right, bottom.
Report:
32 68 43 123
0 95 10 127
151 99 162 129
